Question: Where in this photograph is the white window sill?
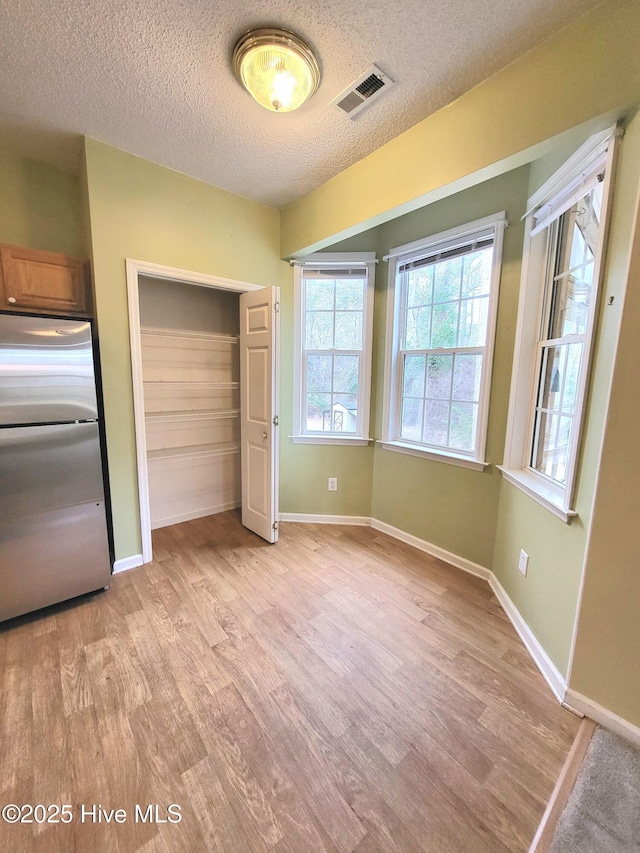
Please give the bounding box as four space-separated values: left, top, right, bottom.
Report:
290 435 373 447
378 440 489 471
497 466 578 523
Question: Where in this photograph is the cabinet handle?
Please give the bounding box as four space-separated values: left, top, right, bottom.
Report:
262 432 268 439
7 297 16 304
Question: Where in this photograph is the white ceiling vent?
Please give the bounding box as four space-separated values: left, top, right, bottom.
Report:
332 65 394 118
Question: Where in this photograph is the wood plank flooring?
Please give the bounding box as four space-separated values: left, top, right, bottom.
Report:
0 511 580 852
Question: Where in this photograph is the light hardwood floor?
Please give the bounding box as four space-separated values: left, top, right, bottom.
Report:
0 511 580 852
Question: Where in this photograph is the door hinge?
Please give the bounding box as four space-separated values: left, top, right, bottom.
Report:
272 521 279 531
273 415 279 426
274 301 280 313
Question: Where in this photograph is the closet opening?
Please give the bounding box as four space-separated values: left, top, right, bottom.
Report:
126 260 279 564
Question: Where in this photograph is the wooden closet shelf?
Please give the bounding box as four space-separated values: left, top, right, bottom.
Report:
140 326 238 344
147 442 240 462
145 409 240 423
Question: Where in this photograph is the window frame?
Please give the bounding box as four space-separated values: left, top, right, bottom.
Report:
500 128 619 522
292 252 376 446
381 212 507 470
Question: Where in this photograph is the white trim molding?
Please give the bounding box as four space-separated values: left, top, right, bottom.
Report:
113 554 144 574
290 435 373 446
127 259 264 293
489 574 568 703
126 258 264 564
378 440 489 471
498 466 578 523
279 512 371 526
369 518 492 581
564 689 640 748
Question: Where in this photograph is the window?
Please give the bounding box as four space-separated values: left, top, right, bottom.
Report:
292 253 375 445
381 213 506 469
500 128 618 521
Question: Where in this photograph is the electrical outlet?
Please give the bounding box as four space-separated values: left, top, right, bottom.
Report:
328 478 338 492
518 549 529 576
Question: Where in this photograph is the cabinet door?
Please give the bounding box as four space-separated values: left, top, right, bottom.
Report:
0 244 88 315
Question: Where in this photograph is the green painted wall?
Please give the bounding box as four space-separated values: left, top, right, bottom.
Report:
281 0 640 257
568 113 640 726
370 168 530 567
492 110 640 677
0 146 84 257
83 138 282 560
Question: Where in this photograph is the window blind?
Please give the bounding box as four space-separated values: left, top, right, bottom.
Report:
302 268 367 279
529 152 607 237
398 237 494 273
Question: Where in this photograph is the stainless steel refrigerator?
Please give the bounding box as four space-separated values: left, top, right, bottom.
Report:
0 314 112 622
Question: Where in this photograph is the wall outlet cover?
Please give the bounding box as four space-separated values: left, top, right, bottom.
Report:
328 478 338 491
518 549 529 576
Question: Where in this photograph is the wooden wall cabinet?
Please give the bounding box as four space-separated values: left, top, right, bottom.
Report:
0 244 89 316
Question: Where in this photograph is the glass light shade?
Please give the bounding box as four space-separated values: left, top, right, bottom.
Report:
233 28 320 113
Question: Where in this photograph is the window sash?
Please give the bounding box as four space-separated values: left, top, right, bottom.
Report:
499 130 618 519
302 349 363 435
526 186 603 496
293 253 375 442
392 235 497 459
396 346 485 454
301 275 366 436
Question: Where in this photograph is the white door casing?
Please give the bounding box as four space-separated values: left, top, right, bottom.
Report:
240 287 279 543
125 258 264 565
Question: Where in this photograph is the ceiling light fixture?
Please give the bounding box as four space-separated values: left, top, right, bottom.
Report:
232 27 320 113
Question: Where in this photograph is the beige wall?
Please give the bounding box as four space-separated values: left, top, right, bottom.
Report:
281 0 640 257
0 146 84 257
83 139 282 560
568 120 640 727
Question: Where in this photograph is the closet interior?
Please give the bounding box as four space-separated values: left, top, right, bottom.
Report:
138 275 241 529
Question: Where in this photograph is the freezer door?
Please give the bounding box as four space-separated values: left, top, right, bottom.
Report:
0 315 98 426
0 422 111 622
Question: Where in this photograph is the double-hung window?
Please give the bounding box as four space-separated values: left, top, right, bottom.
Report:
500 128 618 520
382 213 506 469
292 253 375 445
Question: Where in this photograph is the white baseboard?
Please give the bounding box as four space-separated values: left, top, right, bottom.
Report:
113 554 144 574
279 512 371 526
151 501 241 529
370 517 493 582
489 575 568 703
564 689 640 747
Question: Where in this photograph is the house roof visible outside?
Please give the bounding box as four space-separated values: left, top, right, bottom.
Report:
0 0 602 208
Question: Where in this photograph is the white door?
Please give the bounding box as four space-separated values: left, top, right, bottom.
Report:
239 286 279 543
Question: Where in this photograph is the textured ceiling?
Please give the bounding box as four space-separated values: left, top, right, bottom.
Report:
0 0 602 208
